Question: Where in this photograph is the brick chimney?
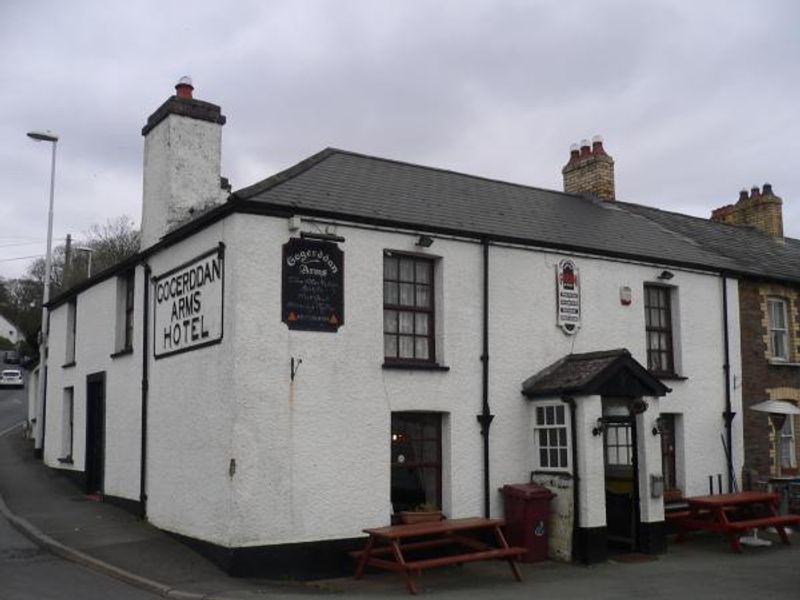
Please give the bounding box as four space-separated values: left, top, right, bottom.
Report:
140 77 228 248
710 183 783 238
562 135 615 201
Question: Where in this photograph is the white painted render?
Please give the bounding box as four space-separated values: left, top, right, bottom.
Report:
140 114 226 249
43 267 144 501
41 210 743 556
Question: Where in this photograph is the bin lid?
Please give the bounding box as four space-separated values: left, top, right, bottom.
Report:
501 483 556 500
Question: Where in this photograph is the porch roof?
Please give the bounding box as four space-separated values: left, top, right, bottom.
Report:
521 349 671 399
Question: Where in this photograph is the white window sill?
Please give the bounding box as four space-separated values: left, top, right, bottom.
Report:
768 359 800 367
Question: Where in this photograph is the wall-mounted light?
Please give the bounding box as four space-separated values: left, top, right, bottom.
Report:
592 417 606 437
652 416 665 436
657 270 674 281
416 235 434 248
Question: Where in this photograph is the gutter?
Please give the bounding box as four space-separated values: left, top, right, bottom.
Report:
721 274 736 491
139 263 151 516
476 239 494 518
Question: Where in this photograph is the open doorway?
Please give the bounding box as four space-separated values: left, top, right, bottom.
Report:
85 372 106 495
390 412 442 518
603 416 640 552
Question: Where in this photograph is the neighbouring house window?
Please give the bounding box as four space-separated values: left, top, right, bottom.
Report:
780 415 796 470
659 414 681 500
383 253 435 362
534 403 570 470
644 285 675 375
61 387 74 460
767 297 789 361
65 299 77 364
116 270 135 352
391 412 442 513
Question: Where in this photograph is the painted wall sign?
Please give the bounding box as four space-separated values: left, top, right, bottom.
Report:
556 258 581 334
282 238 344 332
153 245 224 359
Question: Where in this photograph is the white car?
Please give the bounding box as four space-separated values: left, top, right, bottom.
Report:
0 369 23 388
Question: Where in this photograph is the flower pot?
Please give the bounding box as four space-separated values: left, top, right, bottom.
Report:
399 510 443 525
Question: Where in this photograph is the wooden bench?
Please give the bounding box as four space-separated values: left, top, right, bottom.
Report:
678 492 800 552
352 517 526 595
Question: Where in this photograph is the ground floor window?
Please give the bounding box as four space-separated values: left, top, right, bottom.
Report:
533 403 570 470
391 412 442 513
779 416 796 471
60 387 74 461
659 414 682 500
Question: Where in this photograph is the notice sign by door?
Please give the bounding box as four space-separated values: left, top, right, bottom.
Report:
153 245 224 359
282 237 344 332
556 258 581 334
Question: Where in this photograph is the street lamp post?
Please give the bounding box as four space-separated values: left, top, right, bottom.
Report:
74 246 94 278
27 130 59 457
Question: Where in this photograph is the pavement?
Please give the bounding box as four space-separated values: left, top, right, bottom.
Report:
2 423 800 599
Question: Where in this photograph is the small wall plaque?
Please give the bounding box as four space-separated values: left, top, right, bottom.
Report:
556 259 581 335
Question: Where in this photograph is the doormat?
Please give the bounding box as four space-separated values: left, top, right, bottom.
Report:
609 553 659 564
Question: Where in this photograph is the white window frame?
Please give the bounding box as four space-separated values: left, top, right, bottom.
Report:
60 387 74 461
767 297 789 361
533 402 571 472
780 416 796 470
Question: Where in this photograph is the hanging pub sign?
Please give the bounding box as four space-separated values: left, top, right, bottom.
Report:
153 244 224 359
282 237 344 332
556 258 581 334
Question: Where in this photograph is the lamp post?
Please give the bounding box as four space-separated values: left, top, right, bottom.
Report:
27 129 59 457
74 246 94 278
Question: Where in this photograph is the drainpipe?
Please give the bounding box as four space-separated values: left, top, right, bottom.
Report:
561 395 580 561
476 239 494 518
139 263 151 517
721 274 735 492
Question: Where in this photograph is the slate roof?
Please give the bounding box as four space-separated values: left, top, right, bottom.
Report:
520 349 670 398
235 148 748 274
617 202 800 284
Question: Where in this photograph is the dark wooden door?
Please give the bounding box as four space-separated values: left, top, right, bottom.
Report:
85 373 106 495
603 417 639 551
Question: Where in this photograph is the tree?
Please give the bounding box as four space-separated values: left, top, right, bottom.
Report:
0 216 141 360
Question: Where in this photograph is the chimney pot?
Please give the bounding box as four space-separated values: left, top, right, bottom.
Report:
750 185 760 198
591 134 607 156
175 76 194 99
739 189 749 202
763 182 773 195
579 139 591 158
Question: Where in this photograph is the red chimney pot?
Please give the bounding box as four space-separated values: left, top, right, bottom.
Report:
175 76 194 99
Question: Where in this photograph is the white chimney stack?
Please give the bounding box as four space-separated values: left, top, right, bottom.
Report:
140 77 227 248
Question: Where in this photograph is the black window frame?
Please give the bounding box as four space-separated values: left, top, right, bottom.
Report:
390 412 442 515
644 284 675 376
123 270 135 351
383 251 436 365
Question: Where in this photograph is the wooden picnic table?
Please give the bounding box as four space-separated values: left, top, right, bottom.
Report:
674 491 800 552
352 517 526 595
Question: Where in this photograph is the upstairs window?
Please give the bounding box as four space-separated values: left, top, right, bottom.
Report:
383 253 435 363
644 285 675 375
767 297 789 361
65 299 77 365
116 270 135 353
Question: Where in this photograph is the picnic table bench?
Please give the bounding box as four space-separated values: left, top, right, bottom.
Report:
672 491 800 552
351 517 526 595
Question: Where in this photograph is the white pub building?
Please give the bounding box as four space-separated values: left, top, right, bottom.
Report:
33 79 745 577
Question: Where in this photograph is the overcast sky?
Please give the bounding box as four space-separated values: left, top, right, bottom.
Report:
1 0 798 279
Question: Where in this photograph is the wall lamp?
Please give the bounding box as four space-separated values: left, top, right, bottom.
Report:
592 418 606 437
652 416 665 436
416 235 434 248
657 270 674 281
